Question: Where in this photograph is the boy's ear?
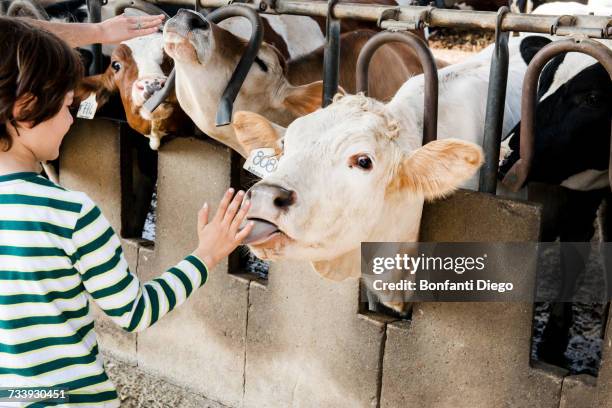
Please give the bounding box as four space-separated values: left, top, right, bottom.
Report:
232 111 285 156
389 139 484 200
74 73 117 109
12 93 38 120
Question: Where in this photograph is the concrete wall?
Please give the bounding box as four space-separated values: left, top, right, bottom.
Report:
60 119 138 364
59 119 611 407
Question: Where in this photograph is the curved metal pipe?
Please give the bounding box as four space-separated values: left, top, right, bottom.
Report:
501 38 612 192
356 31 438 144
142 69 176 116
206 5 264 125
478 6 509 194
86 0 103 75
143 5 263 127
112 0 171 19
323 0 341 107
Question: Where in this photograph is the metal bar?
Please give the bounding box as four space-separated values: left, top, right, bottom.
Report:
86 0 103 75
501 38 612 192
185 0 612 39
142 69 175 115
479 7 509 194
356 31 438 145
205 5 264 126
322 0 341 107
112 0 170 17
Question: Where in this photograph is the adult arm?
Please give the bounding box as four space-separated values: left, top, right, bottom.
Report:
22 13 164 47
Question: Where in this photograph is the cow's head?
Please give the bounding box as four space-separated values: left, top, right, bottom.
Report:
162 8 324 155
232 94 483 280
77 33 180 150
499 36 612 191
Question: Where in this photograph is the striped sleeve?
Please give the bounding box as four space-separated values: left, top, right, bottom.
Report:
69 196 208 333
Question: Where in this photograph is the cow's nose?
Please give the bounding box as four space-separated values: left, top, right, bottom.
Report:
136 78 166 93
181 9 209 30
247 184 296 210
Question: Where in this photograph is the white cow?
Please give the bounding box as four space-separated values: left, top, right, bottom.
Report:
231 37 530 282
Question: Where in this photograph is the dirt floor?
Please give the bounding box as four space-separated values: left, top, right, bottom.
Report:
429 27 494 63
104 354 228 408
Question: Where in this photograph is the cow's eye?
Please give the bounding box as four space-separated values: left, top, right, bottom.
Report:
349 154 373 171
111 61 122 72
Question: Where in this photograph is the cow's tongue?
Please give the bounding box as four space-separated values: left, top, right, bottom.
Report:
242 219 279 245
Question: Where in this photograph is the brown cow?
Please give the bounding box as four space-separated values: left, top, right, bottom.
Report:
77 32 189 150
222 0 414 60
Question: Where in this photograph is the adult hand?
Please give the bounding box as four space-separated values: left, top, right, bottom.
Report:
98 13 165 44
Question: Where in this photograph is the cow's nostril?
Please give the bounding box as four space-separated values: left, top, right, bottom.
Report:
273 188 296 209
186 13 209 30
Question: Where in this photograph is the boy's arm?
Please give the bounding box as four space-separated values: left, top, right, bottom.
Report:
70 197 208 332
21 14 164 48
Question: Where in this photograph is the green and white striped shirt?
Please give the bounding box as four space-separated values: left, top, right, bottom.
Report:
0 172 208 407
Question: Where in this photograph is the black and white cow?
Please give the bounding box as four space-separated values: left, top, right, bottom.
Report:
499 35 612 193
499 35 612 374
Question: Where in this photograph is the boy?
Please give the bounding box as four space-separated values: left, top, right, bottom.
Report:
0 17 254 407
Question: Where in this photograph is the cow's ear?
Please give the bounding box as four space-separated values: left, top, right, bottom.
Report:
390 139 484 200
283 81 347 117
282 81 325 116
74 73 116 109
232 111 285 157
520 36 552 65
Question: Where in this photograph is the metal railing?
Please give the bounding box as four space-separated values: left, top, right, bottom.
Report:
144 0 612 38
92 0 612 193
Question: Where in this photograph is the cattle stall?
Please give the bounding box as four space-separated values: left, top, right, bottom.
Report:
35 0 612 406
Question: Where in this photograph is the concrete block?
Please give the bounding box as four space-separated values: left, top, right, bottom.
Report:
243 260 386 408
136 137 249 408
595 306 612 406
60 119 122 229
381 305 564 408
60 118 138 363
380 190 563 408
560 375 596 408
419 190 542 242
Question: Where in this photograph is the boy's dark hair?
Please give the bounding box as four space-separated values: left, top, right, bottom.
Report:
0 17 84 151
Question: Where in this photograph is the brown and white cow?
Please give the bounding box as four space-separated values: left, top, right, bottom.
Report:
163 9 447 157
77 32 189 150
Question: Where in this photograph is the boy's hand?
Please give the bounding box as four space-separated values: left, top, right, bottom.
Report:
193 189 254 271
